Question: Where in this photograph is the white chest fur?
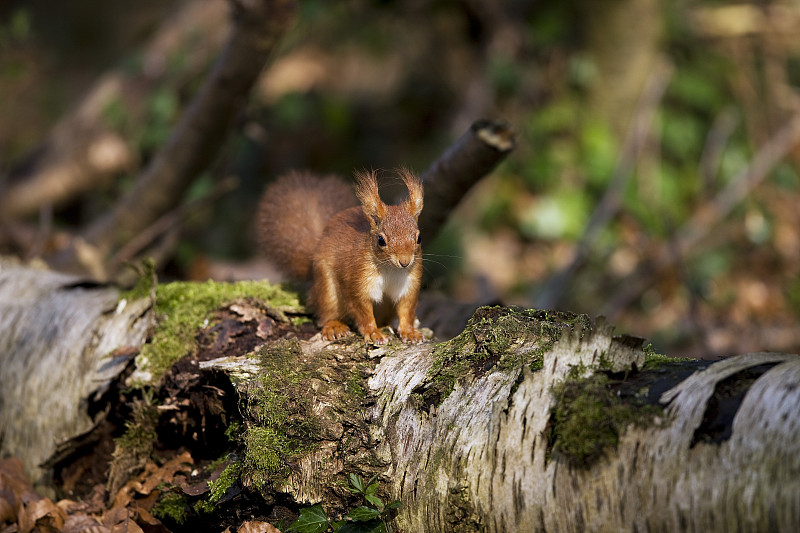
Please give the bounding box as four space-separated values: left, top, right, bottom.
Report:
367 264 414 303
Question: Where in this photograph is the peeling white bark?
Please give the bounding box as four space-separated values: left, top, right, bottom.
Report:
0 263 151 484
369 323 800 532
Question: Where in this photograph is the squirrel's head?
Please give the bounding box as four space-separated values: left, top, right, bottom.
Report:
355 169 423 269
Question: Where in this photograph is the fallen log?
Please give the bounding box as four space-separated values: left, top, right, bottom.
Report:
0 265 798 532
0 261 152 486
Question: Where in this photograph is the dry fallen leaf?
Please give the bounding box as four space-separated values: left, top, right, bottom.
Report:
237 520 283 533
19 497 66 533
61 513 108 533
133 451 193 496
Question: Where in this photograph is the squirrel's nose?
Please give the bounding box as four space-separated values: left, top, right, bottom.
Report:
399 260 410 268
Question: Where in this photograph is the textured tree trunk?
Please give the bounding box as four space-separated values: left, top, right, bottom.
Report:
202 311 800 532
367 324 800 532
583 0 663 139
1 264 797 531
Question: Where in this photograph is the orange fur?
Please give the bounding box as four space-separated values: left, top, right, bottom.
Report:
257 171 356 279
258 169 424 344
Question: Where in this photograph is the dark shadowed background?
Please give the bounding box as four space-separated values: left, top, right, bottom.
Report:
1 0 800 359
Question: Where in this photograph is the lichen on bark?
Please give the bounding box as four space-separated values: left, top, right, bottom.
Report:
412 305 592 409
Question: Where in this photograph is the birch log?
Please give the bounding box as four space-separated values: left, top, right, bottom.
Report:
200 307 799 532
365 315 800 532
0 261 152 486
1 263 797 531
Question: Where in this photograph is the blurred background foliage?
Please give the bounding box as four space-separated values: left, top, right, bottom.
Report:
2 0 800 358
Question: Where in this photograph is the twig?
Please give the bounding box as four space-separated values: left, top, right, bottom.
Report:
535 59 673 309
602 112 800 318
699 107 739 195
418 119 516 248
107 176 239 274
0 1 230 220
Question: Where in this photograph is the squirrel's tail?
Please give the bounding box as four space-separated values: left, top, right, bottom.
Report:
257 171 357 280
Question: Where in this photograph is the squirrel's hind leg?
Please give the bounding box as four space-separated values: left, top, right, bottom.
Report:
310 262 352 341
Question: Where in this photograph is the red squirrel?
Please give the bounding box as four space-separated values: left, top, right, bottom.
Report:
258 169 424 344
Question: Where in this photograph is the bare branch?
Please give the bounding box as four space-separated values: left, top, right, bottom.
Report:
107 176 239 277
0 1 230 221
418 118 515 248
48 0 297 278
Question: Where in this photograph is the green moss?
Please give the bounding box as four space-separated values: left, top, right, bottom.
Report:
133 279 302 385
237 340 320 492
115 394 158 456
641 343 695 370
152 491 188 525
193 340 328 502
196 462 241 513
242 427 290 489
224 421 242 443
290 315 313 326
119 258 157 302
106 393 159 494
418 306 590 408
548 373 663 467
346 365 368 399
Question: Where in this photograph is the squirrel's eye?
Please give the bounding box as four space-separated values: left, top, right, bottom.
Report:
377 235 387 247
416 232 421 244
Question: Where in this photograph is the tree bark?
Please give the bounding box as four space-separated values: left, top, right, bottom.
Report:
0 261 152 486
1 265 797 531
369 336 799 532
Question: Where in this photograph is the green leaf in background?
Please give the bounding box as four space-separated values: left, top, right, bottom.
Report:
519 190 589 240
288 503 330 533
345 506 381 522
382 500 402 512
580 120 617 188
348 473 365 494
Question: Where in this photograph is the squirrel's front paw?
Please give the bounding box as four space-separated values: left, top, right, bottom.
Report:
398 326 424 344
321 320 351 341
361 326 390 345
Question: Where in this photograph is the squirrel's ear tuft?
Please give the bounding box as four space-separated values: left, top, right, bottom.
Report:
355 169 386 225
399 168 423 218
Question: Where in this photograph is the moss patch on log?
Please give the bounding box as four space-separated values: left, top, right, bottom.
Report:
132 279 303 385
547 372 665 467
641 343 695 370
547 345 707 468
192 329 385 515
414 306 591 409
192 339 323 512
239 339 321 494
152 491 189 525
106 393 159 494
196 462 241 513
